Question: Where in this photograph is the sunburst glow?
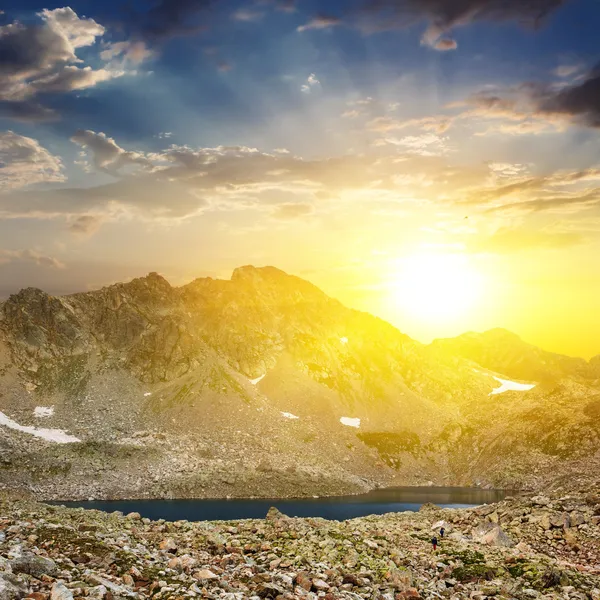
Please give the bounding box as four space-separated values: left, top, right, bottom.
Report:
390 253 485 325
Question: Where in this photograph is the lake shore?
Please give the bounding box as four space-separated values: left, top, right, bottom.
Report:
1 490 599 600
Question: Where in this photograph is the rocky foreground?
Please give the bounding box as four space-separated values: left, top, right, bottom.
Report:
1 492 599 600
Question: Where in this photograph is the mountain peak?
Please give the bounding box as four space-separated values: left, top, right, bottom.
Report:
231 265 289 282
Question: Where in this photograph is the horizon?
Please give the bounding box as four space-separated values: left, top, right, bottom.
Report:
1 0 600 359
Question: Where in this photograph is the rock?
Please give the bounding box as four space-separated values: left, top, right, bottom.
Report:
159 538 177 553
532 496 551 507
342 574 360 586
126 512 141 520
0 575 26 600
550 513 570 529
86 586 107 600
312 579 330 591
256 583 284 598
26 594 48 600
396 588 421 600
569 512 585 526
50 583 73 600
295 573 312 591
539 514 551 530
11 555 57 579
472 522 515 547
193 570 218 581
265 507 286 521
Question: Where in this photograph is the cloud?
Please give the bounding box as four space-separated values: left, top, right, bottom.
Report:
471 227 584 253
457 63 600 131
232 8 264 22
0 249 65 269
433 38 458 51
132 0 214 41
3 130 599 229
378 133 450 156
100 41 154 66
532 63 600 128
367 115 454 134
0 7 124 121
68 214 104 236
554 64 584 78
0 131 65 190
301 73 320 94
297 15 341 32
325 0 568 50
272 203 314 219
70 129 152 173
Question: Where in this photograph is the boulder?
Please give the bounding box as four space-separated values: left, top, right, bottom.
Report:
0 575 26 600
10 555 57 579
193 570 218 581
159 538 177 553
472 522 515 547
50 583 73 600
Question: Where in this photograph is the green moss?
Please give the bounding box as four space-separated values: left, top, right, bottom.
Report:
453 564 498 582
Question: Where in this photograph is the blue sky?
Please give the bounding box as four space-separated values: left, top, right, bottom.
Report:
1 0 600 356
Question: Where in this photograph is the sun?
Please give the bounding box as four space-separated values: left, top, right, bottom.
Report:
390 252 484 325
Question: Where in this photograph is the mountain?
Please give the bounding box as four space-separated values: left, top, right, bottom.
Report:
430 329 600 383
0 266 599 500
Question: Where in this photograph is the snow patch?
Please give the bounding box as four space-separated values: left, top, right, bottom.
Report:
340 416 361 428
249 374 265 385
281 412 299 420
143 392 152 397
34 406 54 418
489 377 536 395
340 337 349 345
0 411 80 444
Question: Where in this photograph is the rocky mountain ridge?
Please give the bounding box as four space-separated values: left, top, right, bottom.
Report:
0 266 599 499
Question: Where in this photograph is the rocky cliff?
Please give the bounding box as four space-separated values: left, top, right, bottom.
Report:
0 267 599 499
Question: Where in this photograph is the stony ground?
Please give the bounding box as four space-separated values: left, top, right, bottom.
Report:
1 491 599 600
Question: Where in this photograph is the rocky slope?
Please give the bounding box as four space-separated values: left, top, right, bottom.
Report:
0 491 599 600
0 266 599 499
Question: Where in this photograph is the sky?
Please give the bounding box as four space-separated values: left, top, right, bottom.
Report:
1 0 600 359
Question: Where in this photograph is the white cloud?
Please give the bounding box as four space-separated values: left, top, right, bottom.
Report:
70 129 151 172
0 249 65 269
297 15 340 32
0 131 65 190
301 73 320 94
100 40 154 66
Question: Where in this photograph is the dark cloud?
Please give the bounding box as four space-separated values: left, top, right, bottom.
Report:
315 0 569 49
0 100 58 122
68 215 105 236
0 8 120 122
462 63 600 130
133 0 216 41
533 63 600 127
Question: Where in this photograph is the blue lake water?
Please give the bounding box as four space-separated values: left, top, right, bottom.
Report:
51 486 508 522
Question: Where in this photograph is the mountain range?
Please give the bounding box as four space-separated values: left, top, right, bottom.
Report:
0 266 599 500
